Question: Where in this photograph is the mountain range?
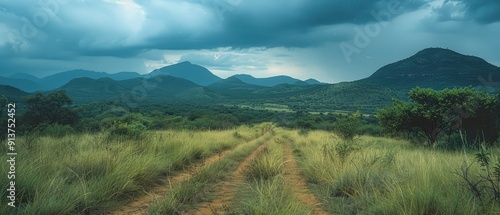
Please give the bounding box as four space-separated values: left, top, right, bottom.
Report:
0 62 322 93
1 47 499 113
0 70 142 93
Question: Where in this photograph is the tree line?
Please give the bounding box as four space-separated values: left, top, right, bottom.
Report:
377 87 500 148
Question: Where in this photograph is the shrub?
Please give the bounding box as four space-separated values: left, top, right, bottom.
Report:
359 124 384 137
297 129 310 137
334 111 362 142
108 121 147 140
43 124 76 138
456 146 500 208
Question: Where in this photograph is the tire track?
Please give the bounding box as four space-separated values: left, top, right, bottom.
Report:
284 142 328 215
185 141 270 215
107 148 235 215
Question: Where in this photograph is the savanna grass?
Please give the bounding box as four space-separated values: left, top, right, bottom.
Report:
0 127 258 214
290 130 500 214
149 133 271 214
243 138 285 181
231 134 311 215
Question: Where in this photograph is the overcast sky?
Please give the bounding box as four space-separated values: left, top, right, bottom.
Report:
1 0 499 83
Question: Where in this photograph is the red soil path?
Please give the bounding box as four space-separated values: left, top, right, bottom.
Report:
184 141 270 215
107 148 234 215
284 143 328 215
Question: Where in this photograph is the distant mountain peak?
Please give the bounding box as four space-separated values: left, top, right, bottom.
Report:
233 74 254 78
359 47 500 90
222 76 246 84
415 47 457 55
149 61 222 86
230 74 322 87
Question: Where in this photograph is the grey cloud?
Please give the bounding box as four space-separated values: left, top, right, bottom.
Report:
1 0 498 84
178 51 268 70
431 0 500 24
173 0 428 48
464 0 500 24
1 0 429 59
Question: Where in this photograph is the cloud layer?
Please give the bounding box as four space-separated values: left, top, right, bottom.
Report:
0 0 499 82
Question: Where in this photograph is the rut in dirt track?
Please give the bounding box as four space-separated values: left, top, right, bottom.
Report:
284 142 328 215
107 148 235 215
185 140 270 215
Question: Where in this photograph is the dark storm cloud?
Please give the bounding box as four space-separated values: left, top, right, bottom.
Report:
432 0 500 24
2 0 498 83
463 0 500 23
147 0 429 49
1 0 429 59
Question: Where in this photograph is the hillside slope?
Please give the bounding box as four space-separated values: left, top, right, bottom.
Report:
149 61 222 86
358 48 500 90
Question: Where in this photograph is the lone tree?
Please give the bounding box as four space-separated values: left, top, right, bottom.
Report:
334 110 362 142
22 90 79 130
377 87 500 147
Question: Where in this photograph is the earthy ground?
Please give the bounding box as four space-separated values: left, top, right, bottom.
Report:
107 139 329 215
107 148 234 215
284 142 328 215
185 141 270 215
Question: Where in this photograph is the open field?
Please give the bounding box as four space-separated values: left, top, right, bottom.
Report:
0 126 262 214
2 126 500 214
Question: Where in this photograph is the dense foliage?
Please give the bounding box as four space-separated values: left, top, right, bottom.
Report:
377 87 500 148
21 90 80 131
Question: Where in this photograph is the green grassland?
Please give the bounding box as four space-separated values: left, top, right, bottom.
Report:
2 126 500 214
290 130 500 214
0 126 261 214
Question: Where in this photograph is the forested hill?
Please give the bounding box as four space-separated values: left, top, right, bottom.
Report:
357 47 500 91
1 47 499 114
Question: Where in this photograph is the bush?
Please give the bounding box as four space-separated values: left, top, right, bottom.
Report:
297 129 310 137
108 121 147 140
456 146 500 209
43 124 76 138
360 124 384 137
434 133 466 151
334 111 362 142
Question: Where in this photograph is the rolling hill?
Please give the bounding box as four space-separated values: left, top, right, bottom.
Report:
59 75 203 104
149 61 222 86
0 78 45 93
358 47 500 90
41 69 142 90
230 74 321 87
2 47 499 113
0 85 30 102
207 77 267 95
2 70 142 92
58 77 130 103
8 73 41 82
1 62 323 93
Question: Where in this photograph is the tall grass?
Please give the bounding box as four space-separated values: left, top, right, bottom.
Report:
236 176 310 215
290 130 500 214
149 134 271 214
243 138 285 181
231 136 311 215
0 127 258 214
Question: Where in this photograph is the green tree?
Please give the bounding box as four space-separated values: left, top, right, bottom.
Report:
22 90 79 130
334 111 362 141
461 94 500 145
377 98 416 139
378 87 500 147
